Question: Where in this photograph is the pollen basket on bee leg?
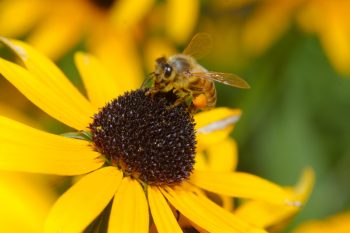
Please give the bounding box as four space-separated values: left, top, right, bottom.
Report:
193 94 207 109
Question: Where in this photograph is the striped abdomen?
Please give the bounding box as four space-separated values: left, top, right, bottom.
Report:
189 77 217 109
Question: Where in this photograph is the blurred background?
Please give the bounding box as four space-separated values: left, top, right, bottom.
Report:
1 0 350 232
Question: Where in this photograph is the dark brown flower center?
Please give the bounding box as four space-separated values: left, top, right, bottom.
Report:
89 89 196 185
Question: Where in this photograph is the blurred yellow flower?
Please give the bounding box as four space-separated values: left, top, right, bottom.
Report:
0 0 153 60
0 171 55 233
241 0 350 75
297 0 350 75
0 0 148 96
0 0 201 93
292 212 350 233
0 38 295 233
164 0 199 44
240 0 303 57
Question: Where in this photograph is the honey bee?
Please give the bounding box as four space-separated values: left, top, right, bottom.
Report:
145 33 250 113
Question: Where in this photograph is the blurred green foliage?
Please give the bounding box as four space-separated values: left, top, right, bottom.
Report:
217 29 350 229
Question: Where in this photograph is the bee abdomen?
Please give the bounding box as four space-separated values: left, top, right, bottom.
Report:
190 79 216 109
205 81 216 108
189 77 204 89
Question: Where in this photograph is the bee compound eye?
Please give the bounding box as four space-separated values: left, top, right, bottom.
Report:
164 64 173 78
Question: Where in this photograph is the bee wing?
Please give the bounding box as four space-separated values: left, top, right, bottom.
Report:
192 72 251 89
182 33 213 59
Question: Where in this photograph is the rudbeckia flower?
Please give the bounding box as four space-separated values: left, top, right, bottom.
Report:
0 171 55 233
292 212 350 233
240 0 350 75
0 39 295 233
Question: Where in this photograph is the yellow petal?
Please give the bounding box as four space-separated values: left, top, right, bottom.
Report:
165 0 199 44
88 31 143 91
75 52 123 109
194 152 208 171
27 1 86 60
291 167 315 202
161 185 266 233
195 108 241 151
108 177 149 233
0 116 103 175
195 108 241 130
317 2 350 75
221 195 234 212
0 102 40 128
148 186 183 233
144 37 177 71
110 0 155 31
195 138 237 212
0 0 46 37
236 201 288 229
45 167 122 233
292 212 350 233
207 138 238 172
195 138 237 172
235 169 315 230
190 170 289 204
0 171 55 233
0 38 96 130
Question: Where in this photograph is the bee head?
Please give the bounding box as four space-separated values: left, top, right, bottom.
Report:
155 57 174 81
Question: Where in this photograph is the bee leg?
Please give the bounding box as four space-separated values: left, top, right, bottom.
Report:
145 84 166 96
171 93 193 110
145 88 158 96
172 96 187 107
193 94 207 109
146 82 173 96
